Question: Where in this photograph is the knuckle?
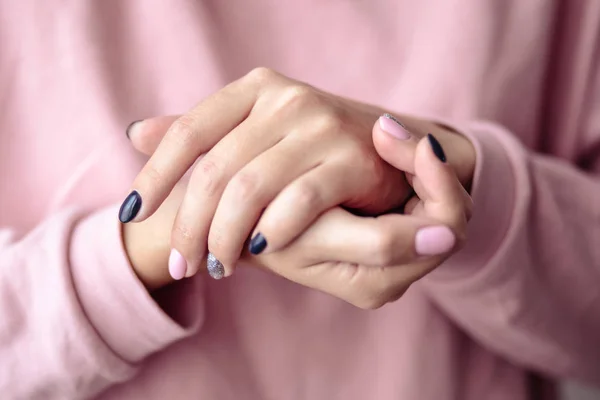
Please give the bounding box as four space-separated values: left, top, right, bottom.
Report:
355 294 388 310
172 222 196 247
246 67 278 85
288 182 322 211
369 229 399 266
140 162 164 188
348 268 394 310
388 287 409 303
277 85 317 110
312 111 343 136
358 279 407 310
193 158 224 198
351 145 386 184
168 116 199 147
229 171 262 200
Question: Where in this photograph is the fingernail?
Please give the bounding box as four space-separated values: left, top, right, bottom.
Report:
248 233 267 255
415 226 455 256
125 120 142 139
168 249 187 280
379 113 411 140
427 133 446 163
207 252 225 280
118 190 142 223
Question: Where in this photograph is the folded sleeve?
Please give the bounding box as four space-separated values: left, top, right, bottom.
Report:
0 205 204 399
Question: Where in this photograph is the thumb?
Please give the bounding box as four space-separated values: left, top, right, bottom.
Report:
411 134 472 227
372 113 419 174
126 115 181 155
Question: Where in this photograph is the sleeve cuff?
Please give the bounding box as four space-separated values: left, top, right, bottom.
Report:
70 205 204 364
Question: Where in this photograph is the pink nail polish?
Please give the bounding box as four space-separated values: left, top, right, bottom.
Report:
379 113 411 140
168 249 187 280
415 226 456 256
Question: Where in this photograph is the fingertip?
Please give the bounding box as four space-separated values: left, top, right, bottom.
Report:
415 225 456 256
372 115 417 173
414 135 448 172
414 135 465 207
125 120 143 140
129 115 181 156
206 252 225 280
168 248 188 280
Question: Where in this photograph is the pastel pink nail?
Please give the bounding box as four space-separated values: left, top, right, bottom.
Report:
415 226 456 256
379 113 411 140
168 249 187 280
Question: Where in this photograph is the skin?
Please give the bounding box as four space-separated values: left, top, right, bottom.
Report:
123 109 474 309
124 68 475 281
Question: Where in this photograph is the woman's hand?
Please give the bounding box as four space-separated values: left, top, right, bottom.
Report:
125 119 472 309
256 133 473 309
121 68 413 279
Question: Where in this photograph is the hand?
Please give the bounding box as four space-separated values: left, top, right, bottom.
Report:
125 118 472 309
259 132 473 309
121 68 412 279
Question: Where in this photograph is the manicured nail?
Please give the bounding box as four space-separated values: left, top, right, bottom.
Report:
379 113 411 140
125 120 142 139
118 190 142 223
427 133 446 163
168 249 187 280
415 226 455 256
207 253 224 280
248 233 267 255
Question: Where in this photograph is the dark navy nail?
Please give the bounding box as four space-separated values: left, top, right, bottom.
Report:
427 134 446 163
118 190 142 223
248 233 267 255
125 120 141 139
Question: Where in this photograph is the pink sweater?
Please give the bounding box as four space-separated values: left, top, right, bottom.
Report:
1 1 599 399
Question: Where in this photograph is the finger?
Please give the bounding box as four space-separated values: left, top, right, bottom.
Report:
206 135 325 275
169 113 285 278
414 134 469 204
127 115 180 156
372 113 419 174
257 207 456 309
411 134 473 235
249 160 368 255
120 72 262 224
291 208 456 266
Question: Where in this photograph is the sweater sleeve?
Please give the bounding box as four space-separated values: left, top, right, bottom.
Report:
0 205 204 399
423 78 600 385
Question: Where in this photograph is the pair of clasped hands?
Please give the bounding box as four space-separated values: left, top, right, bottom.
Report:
121 68 475 309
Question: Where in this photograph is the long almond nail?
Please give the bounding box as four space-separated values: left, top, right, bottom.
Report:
427 134 447 163
118 191 142 223
168 249 187 280
207 253 224 280
248 233 267 255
